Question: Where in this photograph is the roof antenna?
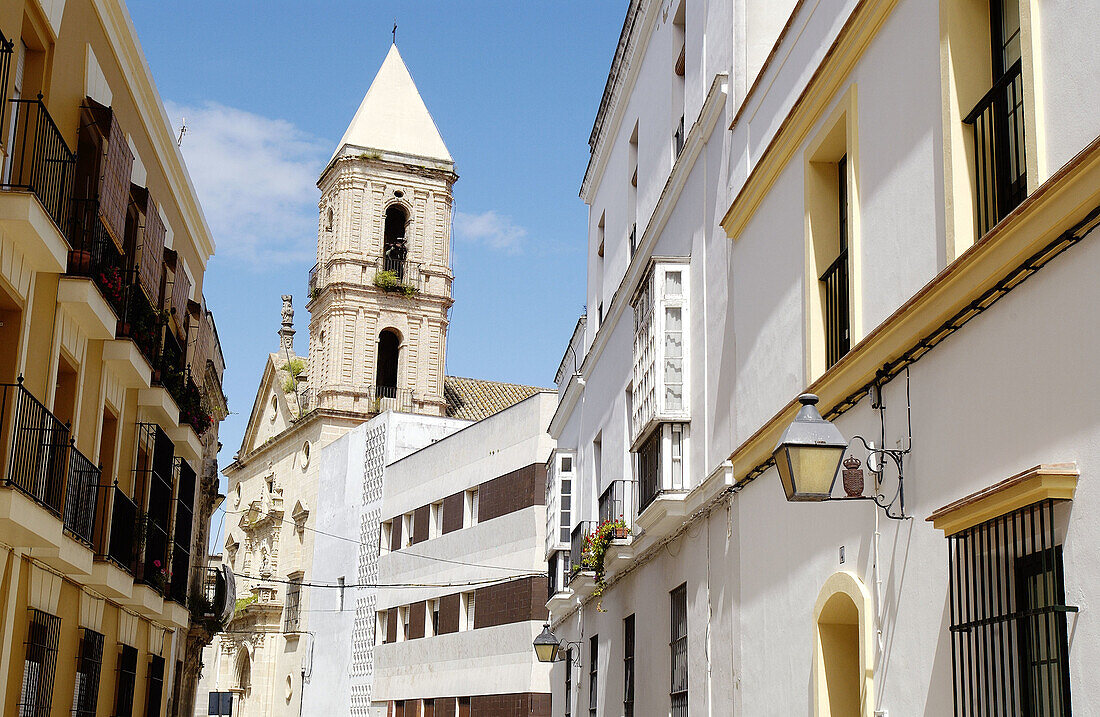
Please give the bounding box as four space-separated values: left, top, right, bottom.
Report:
392 19 397 45
176 118 188 147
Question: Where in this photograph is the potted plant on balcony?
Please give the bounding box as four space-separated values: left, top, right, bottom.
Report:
580 519 631 611
69 248 93 274
149 559 170 593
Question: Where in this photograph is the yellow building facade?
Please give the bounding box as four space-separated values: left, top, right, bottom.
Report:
0 0 230 715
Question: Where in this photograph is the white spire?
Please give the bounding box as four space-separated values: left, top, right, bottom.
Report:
332 44 452 164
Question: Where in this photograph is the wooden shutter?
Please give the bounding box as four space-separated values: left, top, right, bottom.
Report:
193 305 212 374
171 262 191 337
98 111 133 250
140 201 166 301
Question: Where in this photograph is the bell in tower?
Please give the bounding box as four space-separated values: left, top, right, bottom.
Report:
306 43 455 418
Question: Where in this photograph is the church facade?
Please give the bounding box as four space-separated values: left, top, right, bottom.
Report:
196 44 547 717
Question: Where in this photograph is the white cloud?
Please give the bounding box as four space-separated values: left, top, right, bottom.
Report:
454 210 527 253
165 101 327 267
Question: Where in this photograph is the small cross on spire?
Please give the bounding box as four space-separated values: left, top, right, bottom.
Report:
392 20 397 45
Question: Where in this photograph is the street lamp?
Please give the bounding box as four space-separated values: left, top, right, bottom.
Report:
533 623 580 664
772 394 847 501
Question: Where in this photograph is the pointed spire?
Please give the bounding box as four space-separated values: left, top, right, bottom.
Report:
332 44 452 164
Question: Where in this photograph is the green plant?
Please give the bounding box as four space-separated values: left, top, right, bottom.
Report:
282 377 297 394
235 594 258 612
356 151 382 160
373 270 418 296
576 519 631 610
281 358 305 378
308 286 321 300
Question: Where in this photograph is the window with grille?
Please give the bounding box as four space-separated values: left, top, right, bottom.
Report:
430 599 440 637
624 615 635 717
18 609 61 717
114 645 139 717
948 499 1075 716
564 648 573 717
207 691 233 715
285 578 302 632
670 583 688 717
144 655 165 717
589 635 598 717
72 628 105 717
821 156 850 369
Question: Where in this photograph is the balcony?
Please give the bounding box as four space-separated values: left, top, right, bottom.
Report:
62 442 102 547
116 282 162 371
371 385 413 414
169 458 195 606
105 486 140 574
308 263 320 299
1 380 68 517
569 521 596 578
193 565 237 636
134 423 175 594
965 59 1026 237
67 199 127 317
373 257 421 295
1 96 76 235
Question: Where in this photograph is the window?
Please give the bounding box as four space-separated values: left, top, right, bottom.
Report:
670 584 688 717
429 599 440 637
624 615 635 717
564 647 573 717
805 87 858 378
285 577 302 632
423 699 435 717
208 691 233 715
460 592 475 631
589 635 598 717
376 329 400 399
965 0 1027 236
338 576 346 612
820 156 850 369
636 423 688 513
144 654 165 717
402 513 414 548
464 489 479 528
114 645 139 717
18 609 61 716
673 0 686 158
631 261 690 442
399 606 409 642
457 697 471 717
72 628 105 717
947 499 1074 716
429 501 444 539
376 610 388 645
380 521 392 556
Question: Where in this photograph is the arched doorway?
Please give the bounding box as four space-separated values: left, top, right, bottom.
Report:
383 205 409 278
234 647 252 716
813 571 874 717
375 329 400 400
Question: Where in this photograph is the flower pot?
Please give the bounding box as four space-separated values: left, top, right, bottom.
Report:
612 526 628 539
116 320 132 337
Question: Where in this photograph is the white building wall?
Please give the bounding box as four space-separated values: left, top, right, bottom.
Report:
548 0 1100 716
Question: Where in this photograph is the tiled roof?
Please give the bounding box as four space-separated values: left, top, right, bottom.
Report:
443 376 548 421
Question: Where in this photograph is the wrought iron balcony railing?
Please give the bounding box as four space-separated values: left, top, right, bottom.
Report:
308 262 320 297
547 549 569 600
371 384 413 414
964 59 1026 237
201 565 237 628
62 442 102 546
599 480 637 532
0 32 12 143
68 198 126 319
820 249 850 369
569 521 596 578
374 257 422 293
106 486 140 574
1 379 69 516
1 96 76 234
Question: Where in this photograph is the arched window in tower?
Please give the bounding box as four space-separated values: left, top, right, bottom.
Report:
383 204 409 279
376 329 400 400
325 207 334 232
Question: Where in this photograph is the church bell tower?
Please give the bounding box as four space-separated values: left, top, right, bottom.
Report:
306 44 455 417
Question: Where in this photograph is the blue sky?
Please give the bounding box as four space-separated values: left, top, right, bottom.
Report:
126 3 624 471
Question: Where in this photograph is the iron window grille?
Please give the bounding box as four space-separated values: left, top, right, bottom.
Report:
114 644 138 717
589 635 598 717
18 609 61 717
144 655 165 717
285 578 302 632
670 583 688 717
564 647 573 717
624 615 635 717
637 430 661 513
72 628 105 717
821 156 850 369
948 499 1076 716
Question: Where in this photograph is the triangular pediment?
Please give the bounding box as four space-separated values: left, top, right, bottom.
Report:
238 353 303 457
331 44 452 164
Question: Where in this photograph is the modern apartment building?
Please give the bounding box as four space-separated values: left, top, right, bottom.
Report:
0 0 231 715
374 391 556 716
546 0 1100 715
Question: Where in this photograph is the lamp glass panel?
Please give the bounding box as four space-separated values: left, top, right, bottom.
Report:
774 448 796 501
788 445 844 498
534 641 559 663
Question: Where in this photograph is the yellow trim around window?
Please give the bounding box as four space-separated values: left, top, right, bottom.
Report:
927 463 1077 536
812 571 875 717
